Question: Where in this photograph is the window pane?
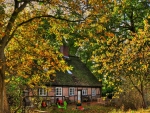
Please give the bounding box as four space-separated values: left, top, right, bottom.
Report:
56 87 62 96
69 87 74 96
39 88 47 96
82 89 87 95
92 89 96 96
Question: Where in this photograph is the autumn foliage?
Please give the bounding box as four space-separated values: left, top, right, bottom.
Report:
0 0 150 112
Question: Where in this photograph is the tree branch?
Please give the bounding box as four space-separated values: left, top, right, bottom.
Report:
128 75 142 95
14 0 19 9
6 15 86 46
2 2 28 47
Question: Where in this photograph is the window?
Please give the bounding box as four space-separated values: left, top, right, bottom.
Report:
82 89 87 95
67 70 72 75
69 87 75 96
92 89 96 96
55 87 62 96
39 88 47 96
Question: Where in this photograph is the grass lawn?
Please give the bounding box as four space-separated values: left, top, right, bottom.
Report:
46 102 114 113
31 102 150 113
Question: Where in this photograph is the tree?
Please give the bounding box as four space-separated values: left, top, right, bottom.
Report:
66 0 150 109
90 0 150 108
0 0 90 112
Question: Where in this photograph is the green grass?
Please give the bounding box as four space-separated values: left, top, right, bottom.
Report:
47 104 114 113
12 102 150 113
46 103 150 113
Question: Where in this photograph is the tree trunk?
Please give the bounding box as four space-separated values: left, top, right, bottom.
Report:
0 48 10 113
0 73 4 113
4 87 10 113
141 89 147 109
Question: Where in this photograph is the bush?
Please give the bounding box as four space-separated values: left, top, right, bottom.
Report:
121 90 143 110
110 90 143 110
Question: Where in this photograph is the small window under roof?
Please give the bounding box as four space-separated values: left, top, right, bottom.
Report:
67 70 72 75
64 56 69 59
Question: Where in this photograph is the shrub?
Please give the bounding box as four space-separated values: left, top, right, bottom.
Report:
110 89 143 110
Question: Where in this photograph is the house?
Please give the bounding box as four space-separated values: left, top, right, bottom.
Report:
27 46 102 105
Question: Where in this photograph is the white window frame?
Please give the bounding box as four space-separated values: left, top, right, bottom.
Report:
39 88 47 96
92 89 96 96
69 87 75 96
55 87 62 96
82 89 87 95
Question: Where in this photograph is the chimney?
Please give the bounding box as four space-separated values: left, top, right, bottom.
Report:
60 45 69 57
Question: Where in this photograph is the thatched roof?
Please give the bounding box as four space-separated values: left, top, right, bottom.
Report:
50 56 101 87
